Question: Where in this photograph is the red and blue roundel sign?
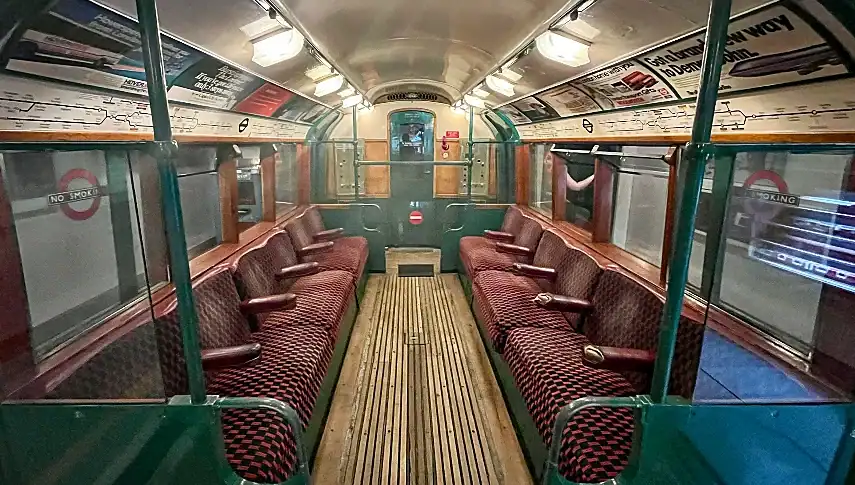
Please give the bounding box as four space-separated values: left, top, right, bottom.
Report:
47 168 103 221
409 210 423 225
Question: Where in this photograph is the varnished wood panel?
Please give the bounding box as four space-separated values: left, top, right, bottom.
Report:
297 144 311 205
0 131 306 144
520 132 855 144
515 145 530 206
363 140 390 197
591 158 615 243
551 154 567 222
260 154 276 222
314 273 532 485
218 158 239 244
434 140 462 197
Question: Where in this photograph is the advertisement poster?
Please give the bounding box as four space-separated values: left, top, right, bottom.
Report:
232 82 294 117
573 60 678 110
536 83 601 117
496 105 531 124
639 4 851 97
275 96 319 122
510 97 560 122
4 0 201 96
169 58 267 110
298 103 329 124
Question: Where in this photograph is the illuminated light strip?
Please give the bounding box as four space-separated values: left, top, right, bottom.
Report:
786 234 855 257
767 221 855 247
749 246 855 293
801 195 855 207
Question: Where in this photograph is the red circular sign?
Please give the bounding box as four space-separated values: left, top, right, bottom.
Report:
409 210 423 225
57 168 102 221
742 170 789 219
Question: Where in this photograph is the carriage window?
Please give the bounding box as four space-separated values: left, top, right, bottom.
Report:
236 145 263 231
611 147 672 266
714 150 855 354
0 149 167 359
556 149 596 230
175 146 222 259
275 143 299 213
528 144 552 216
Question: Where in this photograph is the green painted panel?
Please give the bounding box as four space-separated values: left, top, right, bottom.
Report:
441 207 507 272
0 400 309 485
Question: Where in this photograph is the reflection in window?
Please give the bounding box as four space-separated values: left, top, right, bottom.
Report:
0 149 166 358
528 144 552 216
716 151 854 352
275 143 298 213
554 145 596 229
175 146 221 258
236 145 262 230
611 147 672 266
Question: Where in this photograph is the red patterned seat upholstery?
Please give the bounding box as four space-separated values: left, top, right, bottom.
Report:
231 241 353 339
285 215 366 277
504 327 637 483
155 267 332 484
471 231 606 352
460 215 544 278
459 206 525 266
303 206 369 259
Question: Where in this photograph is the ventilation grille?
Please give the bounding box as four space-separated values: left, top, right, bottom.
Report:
383 92 442 103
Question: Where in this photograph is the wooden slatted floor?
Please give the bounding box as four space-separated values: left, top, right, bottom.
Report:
313 274 531 485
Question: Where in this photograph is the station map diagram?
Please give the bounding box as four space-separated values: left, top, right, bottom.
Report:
0 74 311 140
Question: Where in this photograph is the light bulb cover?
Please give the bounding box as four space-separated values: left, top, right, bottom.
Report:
485 75 516 97
463 94 485 108
535 31 590 67
341 94 364 109
251 29 305 67
314 74 345 97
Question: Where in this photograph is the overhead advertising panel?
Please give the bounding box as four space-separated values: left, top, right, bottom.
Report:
640 4 849 97
501 2 853 126
0 0 331 125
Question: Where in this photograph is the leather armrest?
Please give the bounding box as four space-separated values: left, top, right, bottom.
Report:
582 345 656 373
201 343 262 372
512 263 557 281
314 227 344 241
534 293 593 313
240 293 297 315
484 230 515 242
496 242 533 257
276 262 320 279
298 241 334 257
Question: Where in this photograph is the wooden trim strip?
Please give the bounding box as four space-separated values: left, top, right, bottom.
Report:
515 145 530 206
0 131 305 144
551 154 567 222
591 158 614 243
260 154 277 222
218 158 239 244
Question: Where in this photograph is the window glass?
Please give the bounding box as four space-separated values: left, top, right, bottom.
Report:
275 143 298 213
715 151 855 352
688 160 716 291
557 148 596 229
611 146 672 266
528 143 552 216
175 146 221 258
0 149 166 359
236 145 262 228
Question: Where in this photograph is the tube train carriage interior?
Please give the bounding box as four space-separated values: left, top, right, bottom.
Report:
2 0 855 483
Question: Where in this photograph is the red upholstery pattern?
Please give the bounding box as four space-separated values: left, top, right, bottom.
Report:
552 246 605 330
303 207 326 235
210 324 333 483
302 207 369 272
504 327 637 483
584 270 703 397
459 208 544 279
284 218 365 277
530 231 572 292
502 206 524 233
473 270 570 353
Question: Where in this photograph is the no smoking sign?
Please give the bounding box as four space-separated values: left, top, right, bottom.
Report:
47 168 104 221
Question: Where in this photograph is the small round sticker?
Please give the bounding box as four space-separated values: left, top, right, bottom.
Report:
409 210 423 225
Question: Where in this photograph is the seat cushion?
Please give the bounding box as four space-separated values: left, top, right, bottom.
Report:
302 243 366 277
209 325 333 483
460 242 523 278
504 327 637 483
473 270 570 353
266 270 355 340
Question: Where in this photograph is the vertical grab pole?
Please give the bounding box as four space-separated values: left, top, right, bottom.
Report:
650 0 732 403
352 106 360 200
135 0 206 404
467 106 474 200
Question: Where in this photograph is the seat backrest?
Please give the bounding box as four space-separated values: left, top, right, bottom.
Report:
531 230 572 292
231 243 279 301
585 269 704 398
513 216 544 260
553 245 605 329
285 216 313 252
303 207 326 235
501 206 524 233
154 268 252 396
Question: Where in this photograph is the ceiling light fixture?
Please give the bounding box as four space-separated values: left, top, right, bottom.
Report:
250 29 305 67
485 75 516 97
472 86 490 98
306 64 334 81
496 68 522 83
338 85 356 97
463 94 485 108
536 31 591 67
342 94 364 109
314 74 344 97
